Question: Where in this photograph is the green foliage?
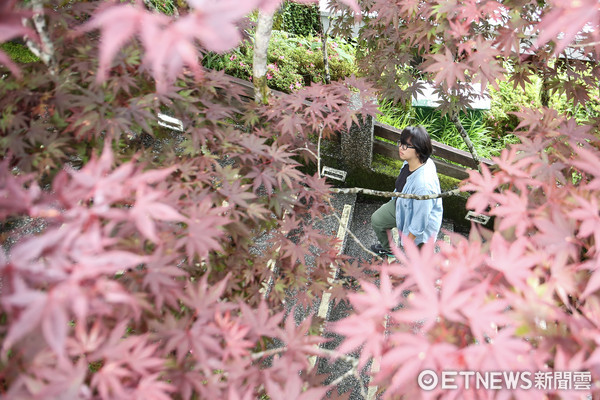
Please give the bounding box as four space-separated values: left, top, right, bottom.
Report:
145 0 176 15
202 31 356 93
549 90 600 123
485 72 600 137
376 100 518 159
484 77 541 138
376 100 415 129
280 1 322 37
0 42 39 63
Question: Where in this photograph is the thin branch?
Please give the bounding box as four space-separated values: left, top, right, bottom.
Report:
569 40 600 48
295 145 318 160
251 347 287 361
326 198 385 260
450 112 481 173
331 187 461 200
317 126 323 178
316 344 368 398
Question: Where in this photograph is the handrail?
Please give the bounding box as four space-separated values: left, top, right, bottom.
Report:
210 69 491 180
373 121 495 180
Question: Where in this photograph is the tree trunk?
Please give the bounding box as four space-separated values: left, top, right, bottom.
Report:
253 10 274 104
540 73 550 107
26 0 57 75
450 112 481 173
320 14 331 84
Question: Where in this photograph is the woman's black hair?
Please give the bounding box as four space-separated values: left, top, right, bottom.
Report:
400 126 433 163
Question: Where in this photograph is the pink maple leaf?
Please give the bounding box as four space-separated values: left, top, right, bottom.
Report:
491 190 532 237
462 163 503 213
279 309 325 365
134 373 177 400
572 146 600 190
79 5 166 83
569 194 600 251
535 0 600 55
332 312 386 369
0 159 40 218
579 257 600 299
424 49 467 89
2 278 48 353
464 327 534 372
460 282 512 342
212 310 254 361
177 199 228 260
239 300 284 340
378 333 457 395
264 358 328 400
130 187 185 243
81 0 288 92
486 234 541 291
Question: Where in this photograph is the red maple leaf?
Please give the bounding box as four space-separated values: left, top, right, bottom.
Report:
178 199 228 261
424 49 467 89
130 187 185 243
467 38 505 89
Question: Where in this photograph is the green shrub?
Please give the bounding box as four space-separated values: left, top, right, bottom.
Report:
146 0 176 15
0 42 39 64
280 1 322 37
376 100 518 159
484 77 541 138
202 31 356 93
549 90 600 123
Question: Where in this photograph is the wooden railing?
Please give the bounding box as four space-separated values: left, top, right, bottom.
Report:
215 70 492 180
373 121 494 180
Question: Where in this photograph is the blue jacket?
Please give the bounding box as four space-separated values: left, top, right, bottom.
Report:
395 158 443 245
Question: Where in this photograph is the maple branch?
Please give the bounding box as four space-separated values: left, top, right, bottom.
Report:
313 347 358 364
315 347 367 398
296 127 324 176
317 127 323 178
450 112 481 173
330 187 461 200
251 347 287 361
25 0 57 75
253 9 275 104
569 40 600 49
295 145 319 160
250 342 367 388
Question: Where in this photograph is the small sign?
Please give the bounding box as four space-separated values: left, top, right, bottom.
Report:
322 166 347 181
157 113 184 132
465 211 490 224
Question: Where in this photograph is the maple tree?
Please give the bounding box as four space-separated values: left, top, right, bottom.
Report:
1 0 600 399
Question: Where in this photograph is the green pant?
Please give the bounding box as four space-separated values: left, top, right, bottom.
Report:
371 199 397 251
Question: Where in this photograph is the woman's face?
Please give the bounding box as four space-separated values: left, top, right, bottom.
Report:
398 138 418 162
